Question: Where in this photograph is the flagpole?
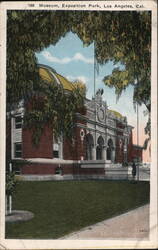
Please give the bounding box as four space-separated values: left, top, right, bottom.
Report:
94 40 97 161
94 41 96 97
137 102 139 181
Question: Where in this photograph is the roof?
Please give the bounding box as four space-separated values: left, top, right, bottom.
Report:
38 64 74 91
55 73 74 91
38 65 122 119
109 109 123 118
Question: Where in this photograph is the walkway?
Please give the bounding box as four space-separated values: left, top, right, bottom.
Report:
61 204 149 240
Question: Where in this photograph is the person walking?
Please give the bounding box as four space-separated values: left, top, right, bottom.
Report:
132 161 136 180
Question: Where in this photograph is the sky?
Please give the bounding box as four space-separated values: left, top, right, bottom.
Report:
36 32 150 162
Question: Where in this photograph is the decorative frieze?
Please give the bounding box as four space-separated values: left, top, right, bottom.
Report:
86 110 95 120
107 118 116 127
107 128 116 136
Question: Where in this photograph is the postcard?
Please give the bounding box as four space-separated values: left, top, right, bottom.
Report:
0 1 157 249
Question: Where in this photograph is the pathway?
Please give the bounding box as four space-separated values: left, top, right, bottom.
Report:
61 204 149 240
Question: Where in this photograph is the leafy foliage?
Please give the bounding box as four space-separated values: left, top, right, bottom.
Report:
6 171 17 196
23 77 85 145
7 10 151 145
144 114 151 150
102 12 151 111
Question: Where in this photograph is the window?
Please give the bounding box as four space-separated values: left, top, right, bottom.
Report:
14 143 22 158
55 166 62 175
53 150 59 158
53 136 63 159
96 146 102 160
96 136 104 160
107 139 113 161
15 116 22 129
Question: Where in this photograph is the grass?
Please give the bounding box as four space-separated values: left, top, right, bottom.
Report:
5 180 150 239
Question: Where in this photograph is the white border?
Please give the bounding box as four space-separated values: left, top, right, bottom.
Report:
0 1 157 249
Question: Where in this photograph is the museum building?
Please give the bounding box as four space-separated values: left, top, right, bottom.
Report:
6 64 143 180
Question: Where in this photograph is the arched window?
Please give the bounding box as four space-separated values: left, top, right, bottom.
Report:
85 133 94 160
107 138 113 161
96 136 104 160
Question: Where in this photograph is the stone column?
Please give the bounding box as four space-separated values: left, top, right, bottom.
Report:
103 146 107 161
124 144 127 163
112 147 116 163
92 146 96 160
59 137 63 159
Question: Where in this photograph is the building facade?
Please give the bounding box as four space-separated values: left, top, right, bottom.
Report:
6 65 143 180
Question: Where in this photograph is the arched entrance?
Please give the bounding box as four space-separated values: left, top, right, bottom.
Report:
96 136 104 160
107 138 113 161
85 133 94 160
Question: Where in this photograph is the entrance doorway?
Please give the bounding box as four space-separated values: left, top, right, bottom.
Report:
96 136 104 160
85 133 94 160
107 138 113 161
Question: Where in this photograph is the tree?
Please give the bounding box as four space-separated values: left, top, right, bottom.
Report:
7 10 151 145
23 76 86 145
104 12 151 148
6 161 17 215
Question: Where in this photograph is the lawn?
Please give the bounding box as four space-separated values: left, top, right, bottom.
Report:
5 180 150 239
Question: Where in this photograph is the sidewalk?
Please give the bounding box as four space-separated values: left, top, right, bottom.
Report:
61 204 149 240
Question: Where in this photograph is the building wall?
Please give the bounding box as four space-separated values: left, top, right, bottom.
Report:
63 122 87 161
63 138 75 160
127 131 134 162
22 125 53 159
115 137 124 163
21 163 74 175
131 147 143 162
115 121 124 163
74 126 87 160
19 154 108 177
7 96 143 177
21 162 105 176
